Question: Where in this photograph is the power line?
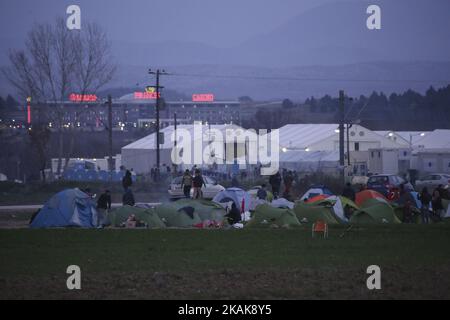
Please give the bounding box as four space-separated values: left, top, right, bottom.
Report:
171 73 450 84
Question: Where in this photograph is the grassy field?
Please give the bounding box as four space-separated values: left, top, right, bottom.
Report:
1 224 450 300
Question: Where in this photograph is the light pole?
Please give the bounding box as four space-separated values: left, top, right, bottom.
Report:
409 132 426 149
148 69 169 180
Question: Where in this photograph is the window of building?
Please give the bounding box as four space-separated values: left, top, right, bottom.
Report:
355 142 360 151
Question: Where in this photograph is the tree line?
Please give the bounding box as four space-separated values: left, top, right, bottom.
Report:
243 85 450 131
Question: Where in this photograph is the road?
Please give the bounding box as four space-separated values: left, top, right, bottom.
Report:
0 203 162 212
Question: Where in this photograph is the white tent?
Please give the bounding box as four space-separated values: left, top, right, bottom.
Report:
279 150 340 173
272 124 403 153
121 124 257 174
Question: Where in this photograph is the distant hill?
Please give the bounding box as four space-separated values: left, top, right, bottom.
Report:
1 0 450 99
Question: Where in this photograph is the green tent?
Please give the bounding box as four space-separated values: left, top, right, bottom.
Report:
293 201 340 224
107 206 166 228
350 202 401 224
169 199 226 222
155 202 203 228
247 204 301 228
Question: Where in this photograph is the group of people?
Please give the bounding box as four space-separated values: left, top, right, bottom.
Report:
342 181 449 224
181 168 207 199
418 184 449 223
269 169 298 199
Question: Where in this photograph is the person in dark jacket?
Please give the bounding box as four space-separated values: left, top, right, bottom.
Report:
432 185 444 220
269 172 282 198
97 190 111 227
181 170 193 198
225 202 241 226
418 187 432 224
342 183 356 202
257 184 268 200
122 188 135 206
192 170 206 199
122 170 133 191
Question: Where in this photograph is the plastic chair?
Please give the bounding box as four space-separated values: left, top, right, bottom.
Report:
312 220 328 238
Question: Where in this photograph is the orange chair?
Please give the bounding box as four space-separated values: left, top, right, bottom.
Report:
312 220 328 238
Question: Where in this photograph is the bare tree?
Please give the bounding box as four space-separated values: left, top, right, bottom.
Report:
2 18 116 177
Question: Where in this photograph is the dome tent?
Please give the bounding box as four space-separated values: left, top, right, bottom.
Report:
154 202 203 228
30 189 98 228
107 206 166 228
350 200 401 224
294 201 340 224
355 190 388 207
213 188 252 213
164 199 226 223
300 185 334 201
247 204 301 228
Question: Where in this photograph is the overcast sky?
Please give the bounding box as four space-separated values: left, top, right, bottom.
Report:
0 0 344 47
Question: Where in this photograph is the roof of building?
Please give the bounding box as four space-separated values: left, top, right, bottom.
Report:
414 130 450 149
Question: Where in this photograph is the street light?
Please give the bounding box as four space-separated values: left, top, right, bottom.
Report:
409 132 426 149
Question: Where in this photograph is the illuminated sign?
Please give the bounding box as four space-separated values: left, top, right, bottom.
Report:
145 86 156 93
134 92 160 100
192 94 214 102
27 98 31 124
69 93 98 102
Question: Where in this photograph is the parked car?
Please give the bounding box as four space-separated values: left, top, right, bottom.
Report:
168 175 225 200
415 174 450 191
367 174 414 197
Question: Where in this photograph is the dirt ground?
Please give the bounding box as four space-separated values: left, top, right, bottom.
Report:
1 266 449 300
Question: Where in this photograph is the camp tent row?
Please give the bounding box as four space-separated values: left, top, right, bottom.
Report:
30 187 448 229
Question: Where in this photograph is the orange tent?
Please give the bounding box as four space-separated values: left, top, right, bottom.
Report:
355 190 387 207
305 194 330 204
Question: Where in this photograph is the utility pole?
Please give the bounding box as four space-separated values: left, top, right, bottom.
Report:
107 95 113 178
339 90 345 184
148 69 169 181
347 123 351 166
173 112 178 174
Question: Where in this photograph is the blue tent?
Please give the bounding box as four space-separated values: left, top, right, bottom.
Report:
30 189 98 228
213 187 252 212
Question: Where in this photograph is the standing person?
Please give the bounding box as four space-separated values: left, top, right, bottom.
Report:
97 189 111 227
403 200 413 223
192 170 206 199
269 172 282 198
181 170 193 198
342 182 356 202
418 187 432 224
122 188 135 206
122 170 132 191
432 185 444 220
283 171 294 198
150 167 155 182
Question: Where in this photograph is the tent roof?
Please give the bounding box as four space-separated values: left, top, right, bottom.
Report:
277 124 340 150
122 124 246 150
414 130 450 149
279 150 339 163
376 129 450 149
273 124 403 151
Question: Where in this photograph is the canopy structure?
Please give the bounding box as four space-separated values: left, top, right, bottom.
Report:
121 124 255 174
279 150 340 172
30 189 98 229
